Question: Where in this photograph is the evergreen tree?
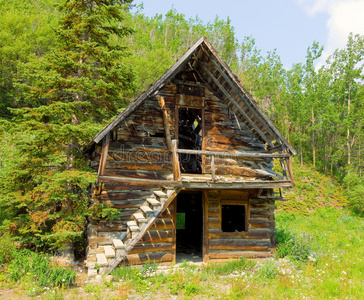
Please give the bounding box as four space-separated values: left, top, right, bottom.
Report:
0 0 134 250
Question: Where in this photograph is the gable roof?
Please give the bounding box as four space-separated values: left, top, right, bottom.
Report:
92 37 296 155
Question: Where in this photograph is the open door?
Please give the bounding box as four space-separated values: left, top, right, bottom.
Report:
176 191 203 262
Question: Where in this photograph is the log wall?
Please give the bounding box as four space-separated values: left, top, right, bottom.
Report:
205 189 275 261
203 88 273 177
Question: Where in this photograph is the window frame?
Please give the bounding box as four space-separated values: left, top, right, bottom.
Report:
220 199 249 235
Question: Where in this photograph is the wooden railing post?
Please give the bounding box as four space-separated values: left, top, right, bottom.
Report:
211 154 216 182
286 158 295 186
172 139 181 181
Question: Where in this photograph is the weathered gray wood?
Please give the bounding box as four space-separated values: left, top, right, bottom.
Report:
172 140 181 181
199 62 273 147
157 96 172 151
176 149 289 158
98 176 181 186
97 133 110 178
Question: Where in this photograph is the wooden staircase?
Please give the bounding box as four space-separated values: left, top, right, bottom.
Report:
87 186 180 277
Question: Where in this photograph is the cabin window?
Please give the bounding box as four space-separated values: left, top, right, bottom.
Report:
221 204 247 232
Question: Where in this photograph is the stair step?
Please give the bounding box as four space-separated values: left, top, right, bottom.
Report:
96 253 108 266
154 191 168 199
127 221 140 232
104 246 116 258
112 239 125 249
140 205 154 217
133 212 148 224
147 197 161 207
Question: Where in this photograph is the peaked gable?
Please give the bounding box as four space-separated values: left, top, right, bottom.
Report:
92 37 295 155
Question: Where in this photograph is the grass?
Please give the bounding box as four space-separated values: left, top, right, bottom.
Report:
0 163 363 298
0 208 363 298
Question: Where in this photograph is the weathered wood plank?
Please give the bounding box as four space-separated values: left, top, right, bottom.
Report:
208 251 272 259
121 252 173 265
139 230 173 243
129 243 172 254
209 239 270 251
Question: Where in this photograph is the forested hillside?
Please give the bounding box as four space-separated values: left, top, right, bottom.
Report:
0 0 363 252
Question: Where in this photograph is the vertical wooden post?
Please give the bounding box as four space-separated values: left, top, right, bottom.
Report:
97 133 110 180
203 190 209 263
279 157 288 180
211 154 215 182
171 198 177 264
286 157 295 186
172 139 181 181
158 96 172 151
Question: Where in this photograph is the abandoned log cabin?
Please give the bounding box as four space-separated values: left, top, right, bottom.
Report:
84 37 296 277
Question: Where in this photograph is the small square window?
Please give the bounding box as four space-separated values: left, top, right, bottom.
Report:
221 205 246 232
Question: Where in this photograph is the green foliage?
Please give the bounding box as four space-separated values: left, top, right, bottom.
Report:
202 257 255 276
275 227 313 263
257 259 278 279
111 266 141 281
124 8 239 96
140 260 158 277
0 0 136 250
277 160 349 214
0 0 58 117
6 249 76 287
343 173 364 214
0 234 18 265
0 103 100 248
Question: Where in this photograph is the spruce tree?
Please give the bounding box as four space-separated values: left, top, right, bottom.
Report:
1 0 134 251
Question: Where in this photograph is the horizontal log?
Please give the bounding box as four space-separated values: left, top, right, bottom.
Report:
250 212 272 219
106 150 170 163
130 243 172 254
248 218 275 229
100 190 152 201
208 210 220 218
219 230 273 239
98 176 181 187
208 217 221 229
175 94 205 107
113 137 166 145
122 252 173 265
139 230 173 243
101 184 164 191
208 228 221 239
177 149 289 158
92 222 123 232
209 239 270 251
105 161 172 172
150 218 173 230
208 251 272 259
109 199 145 209
182 181 294 189
249 203 274 210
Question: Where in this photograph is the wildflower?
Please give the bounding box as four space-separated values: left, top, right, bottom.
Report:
342 271 347 275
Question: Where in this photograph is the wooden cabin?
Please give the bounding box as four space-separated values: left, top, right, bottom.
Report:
84 37 296 277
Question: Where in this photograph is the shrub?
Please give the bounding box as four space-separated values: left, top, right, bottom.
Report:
275 228 314 263
0 233 18 265
348 185 364 215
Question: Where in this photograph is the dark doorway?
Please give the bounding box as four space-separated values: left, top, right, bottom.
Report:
178 107 202 174
176 191 203 262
